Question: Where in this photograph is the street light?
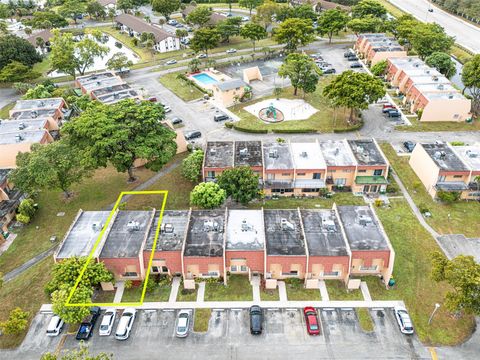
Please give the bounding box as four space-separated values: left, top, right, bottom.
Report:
428 303 441 325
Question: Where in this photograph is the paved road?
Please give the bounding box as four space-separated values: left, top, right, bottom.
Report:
388 0 480 53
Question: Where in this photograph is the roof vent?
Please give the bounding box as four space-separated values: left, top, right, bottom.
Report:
92 221 103 231
241 219 251 232
358 215 373 226
322 219 336 232
113 93 119 99
334 148 339 155
239 148 248 157
127 220 140 231
96 81 101 86
15 134 24 142
432 75 438 81
161 223 174 233
203 220 219 232
440 151 446 159
466 150 479 158
18 123 26 130
448 93 454 99
39 101 45 107
269 149 278 159
281 218 295 231
31 110 38 118
437 84 444 90
300 151 308 158
210 147 217 155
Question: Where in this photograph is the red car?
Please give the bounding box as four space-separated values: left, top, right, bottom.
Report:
148 96 158 102
303 307 320 335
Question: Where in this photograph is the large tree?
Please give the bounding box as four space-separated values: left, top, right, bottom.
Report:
0 308 29 335
425 52 456 79
351 0 387 19
190 28 221 57
24 12 69 29
0 61 40 83
86 0 106 20
9 141 90 198
317 8 349 44
254 0 280 31
106 52 133 72
347 15 383 35
431 252 480 315
278 53 320 96
323 71 385 123
181 150 204 182
0 34 42 70
190 182 226 209
186 6 212 27
239 0 264 16
117 0 135 13
58 0 86 24
51 287 92 324
216 17 242 43
410 23 454 60
273 17 315 53
151 0 181 20
240 22 266 52
62 100 177 182
462 54 480 115
216 167 259 204
50 30 108 78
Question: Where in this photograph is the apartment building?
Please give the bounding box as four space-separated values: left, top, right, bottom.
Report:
354 33 407 66
386 57 471 122
319 140 357 192
0 169 24 240
409 142 480 200
262 141 295 196
9 98 68 129
203 141 234 181
290 142 327 196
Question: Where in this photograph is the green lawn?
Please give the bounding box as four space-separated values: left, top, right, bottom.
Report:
229 79 358 133
158 72 205 102
260 288 280 301
396 116 480 132
0 258 52 349
380 143 480 237
0 101 15 118
193 309 211 332
248 192 365 210
121 283 171 303
284 279 321 301
32 55 52 76
367 199 475 345
204 275 253 301
92 289 115 304
356 308 374 332
325 280 363 301
177 285 198 302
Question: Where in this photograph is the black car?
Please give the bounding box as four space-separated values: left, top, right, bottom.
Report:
249 306 263 335
387 109 401 118
347 55 359 61
350 62 362 68
76 307 101 340
184 130 202 140
403 141 416 153
214 114 230 122
322 68 336 74
171 117 183 125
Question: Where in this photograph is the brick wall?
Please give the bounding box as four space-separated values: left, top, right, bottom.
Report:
351 249 391 269
308 255 350 273
143 250 183 275
266 255 307 278
183 256 225 276
225 250 264 272
100 257 142 280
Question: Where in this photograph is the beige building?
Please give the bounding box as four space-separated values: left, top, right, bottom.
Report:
355 33 407 66
211 79 247 108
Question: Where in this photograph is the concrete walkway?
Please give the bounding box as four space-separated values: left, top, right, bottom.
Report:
3 244 58 282
169 277 180 303
360 281 372 302
278 281 287 302
197 282 205 302
113 281 125 303
251 276 260 303
318 280 329 301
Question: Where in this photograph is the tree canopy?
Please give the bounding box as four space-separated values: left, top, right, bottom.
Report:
273 17 315 53
151 0 181 20
425 52 456 79
186 6 212 27
190 28 221 56
410 23 454 59
216 17 242 43
190 182 226 209
41 342 112 360
0 34 42 70
216 167 259 204
239 0 264 16
24 11 69 29
462 54 480 114
106 52 133 72
348 15 383 34
278 53 320 96
62 100 177 181
0 308 29 335
352 0 387 19
240 22 266 52
181 150 204 182
58 0 86 24
0 61 40 83
317 8 349 44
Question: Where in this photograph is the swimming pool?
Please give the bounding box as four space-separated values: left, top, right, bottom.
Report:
192 73 218 85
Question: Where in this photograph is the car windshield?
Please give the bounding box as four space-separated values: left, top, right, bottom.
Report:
100 325 109 330
310 324 319 330
177 326 186 332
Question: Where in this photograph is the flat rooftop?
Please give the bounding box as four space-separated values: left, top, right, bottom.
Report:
146 210 189 251
95 89 140 104
263 142 293 170
226 210 265 251
319 140 357 167
423 91 466 101
421 143 469 171
92 83 131 97
56 211 111 259
0 119 47 133
77 72 116 86
264 209 306 256
80 76 125 92
347 139 386 166
336 206 389 251
100 210 153 258
10 108 58 120
0 169 10 184
291 142 326 170
388 57 423 68
234 141 263 167
204 141 234 168
12 98 63 111
301 209 348 256
0 130 47 145
453 144 480 171
402 67 441 78
412 82 456 93
184 210 225 257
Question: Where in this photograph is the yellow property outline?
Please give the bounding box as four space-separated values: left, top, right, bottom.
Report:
65 190 168 307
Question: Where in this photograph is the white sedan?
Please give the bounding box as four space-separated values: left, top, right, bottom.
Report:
175 310 192 338
115 308 136 340
226 48 237 54
394 306 414 335
99 309 116 336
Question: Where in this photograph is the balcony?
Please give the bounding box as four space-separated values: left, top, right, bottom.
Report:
293 179 326 189
435 182 469 191
264 180 294 189
355 176 388 185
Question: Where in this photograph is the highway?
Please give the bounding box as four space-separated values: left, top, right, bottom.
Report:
388 0 480 53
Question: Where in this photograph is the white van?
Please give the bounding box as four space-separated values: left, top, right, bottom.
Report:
46 315 64 337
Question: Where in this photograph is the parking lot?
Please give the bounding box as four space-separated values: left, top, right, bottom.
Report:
6 307 430 360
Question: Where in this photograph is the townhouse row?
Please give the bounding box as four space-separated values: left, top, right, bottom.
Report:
410 142 480 200
203 139 390 196
54 205 394 289
355 33 471 123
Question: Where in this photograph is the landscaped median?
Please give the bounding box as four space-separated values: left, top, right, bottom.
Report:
158 72 206 102
193 309 212 333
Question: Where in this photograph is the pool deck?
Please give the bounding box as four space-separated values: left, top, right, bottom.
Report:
188 70 232 91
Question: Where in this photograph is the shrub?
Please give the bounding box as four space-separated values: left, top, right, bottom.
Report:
224 121 234 129
143 277 157 293
18 198 36 218
16 213 30 224
450 141 465 146
124 280 133 290
437 190 460 203
190 182 226 209
418 204 430 214
374 199 383 207
231 125 268 133
272 129 317 133
0 308 29 335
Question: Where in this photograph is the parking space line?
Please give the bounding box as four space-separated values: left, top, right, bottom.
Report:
54 335 67 356
428 347 438 360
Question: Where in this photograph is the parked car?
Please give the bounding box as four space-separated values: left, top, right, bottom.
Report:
347 55 359 61
46 315 64 337
350 62 362 68
344 49 355 57
76 307 101 341
197 53 207 59
249 306 263 335
303 307 320 335
213 114 229 122
403 141 416 153
115 308 136 340
171 117 183 125
175 23 184 28
386 109 401 118
165 59 177 65
99 309 116 336
242 16 250 21
184 130 202 140
394 306 414 335
322 68 336 74
186 26 193 32
382 104 394 112
226 48 237 54
148 96 158 102
428 8 433 12
175 310 191 338
167 19 178 26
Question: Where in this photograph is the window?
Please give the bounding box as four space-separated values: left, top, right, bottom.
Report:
371 185 378 192
373 169 383 176
438 175 446 182
240 265 247 272
297 173 306 176
453 175 463 178
267 173 275 180
123 272 138 277
231 265 237 272
335 178 347 186
207 171 215 178
359 265 378 271
358 170 367 173
343 169 352 173
162 266 168 273
329 170 336 173
323 271 340 277
302 188 320 192
151 266 160 273
207 271 219 277
281 173 290 176
312 173 321 179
